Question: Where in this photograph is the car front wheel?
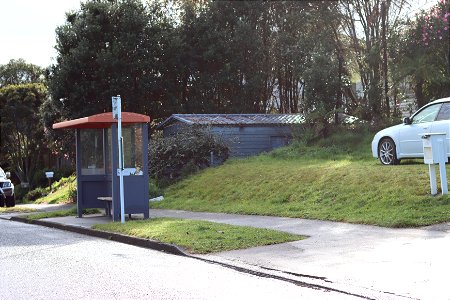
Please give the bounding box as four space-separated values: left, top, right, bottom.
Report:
378 138 400 165
5 195 15 207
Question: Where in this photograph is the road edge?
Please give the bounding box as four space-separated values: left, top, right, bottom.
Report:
9 216 187 256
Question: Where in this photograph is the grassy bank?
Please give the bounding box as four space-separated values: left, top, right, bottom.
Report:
152 128 450 228
94 218 304 254
27 176 76 204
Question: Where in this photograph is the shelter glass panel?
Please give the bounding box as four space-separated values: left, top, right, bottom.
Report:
80 129 105 175
105 128 112 175
122 124 143 175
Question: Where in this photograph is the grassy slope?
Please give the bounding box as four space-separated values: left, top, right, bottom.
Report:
153 128 450 228
34 176 76 204
94 218 303 254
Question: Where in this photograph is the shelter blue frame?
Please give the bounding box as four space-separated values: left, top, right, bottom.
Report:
53 112 150 221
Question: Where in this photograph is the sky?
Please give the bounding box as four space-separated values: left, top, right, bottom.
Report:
0 0 81 67
0 0 441 69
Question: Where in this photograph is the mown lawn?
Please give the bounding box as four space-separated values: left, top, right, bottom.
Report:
152 128 450 228
93 218 304 254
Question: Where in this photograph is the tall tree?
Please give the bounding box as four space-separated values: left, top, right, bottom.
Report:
0 84 47 186
0 59 45 88
48 0 167 121
0 59 46 175
170 1 346 118
397 0 450 106
341 0 408 121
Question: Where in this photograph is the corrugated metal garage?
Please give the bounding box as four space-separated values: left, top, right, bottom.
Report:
156 114 304 157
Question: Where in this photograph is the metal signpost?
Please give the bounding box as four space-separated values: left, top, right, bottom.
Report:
112 96 125 223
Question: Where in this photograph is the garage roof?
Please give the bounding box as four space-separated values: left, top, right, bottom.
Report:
157 114 305 129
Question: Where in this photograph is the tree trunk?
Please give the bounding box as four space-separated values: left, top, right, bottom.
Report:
414 78 426 108
381 1 390 117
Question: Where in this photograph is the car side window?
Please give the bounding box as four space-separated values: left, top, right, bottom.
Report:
436 102 450 121
412 104 442 124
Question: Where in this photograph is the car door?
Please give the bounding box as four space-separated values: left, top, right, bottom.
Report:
430 102 450 156
398 103 442 157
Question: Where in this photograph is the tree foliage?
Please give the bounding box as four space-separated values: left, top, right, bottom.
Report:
397 0 450 107
0 59 45 88
47 0 348 124
341 0 409 121
0 83 47 185
48 0 168 121
43 0 450 157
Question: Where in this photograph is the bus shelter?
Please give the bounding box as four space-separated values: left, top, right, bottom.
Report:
53 112 150 221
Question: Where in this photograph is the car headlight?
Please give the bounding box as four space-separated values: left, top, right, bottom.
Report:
2 182 11 188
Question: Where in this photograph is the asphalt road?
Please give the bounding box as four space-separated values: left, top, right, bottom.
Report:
0 219 359 300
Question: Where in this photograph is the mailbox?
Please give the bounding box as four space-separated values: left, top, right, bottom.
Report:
421 133 448 195
45 172 54 178
421 133 447 165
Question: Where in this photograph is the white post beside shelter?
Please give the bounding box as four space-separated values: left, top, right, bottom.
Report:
112 95 125 223
421 133 448 195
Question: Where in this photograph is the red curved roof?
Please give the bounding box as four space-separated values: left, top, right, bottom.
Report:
53 112 150 129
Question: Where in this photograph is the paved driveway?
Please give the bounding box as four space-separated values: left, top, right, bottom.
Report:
151 209 450 299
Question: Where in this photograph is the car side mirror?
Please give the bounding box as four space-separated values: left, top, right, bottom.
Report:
403 117 411 125
5 172 10 179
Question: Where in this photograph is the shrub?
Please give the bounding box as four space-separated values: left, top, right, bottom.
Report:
25 187 48 201
30 167 75 189
68 186 77 202
149 126 229 186
54 167 75 182
149 180 163 198
32 169 48 188
14 185 27 202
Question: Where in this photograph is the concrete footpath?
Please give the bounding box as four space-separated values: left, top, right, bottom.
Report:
2 206 450 299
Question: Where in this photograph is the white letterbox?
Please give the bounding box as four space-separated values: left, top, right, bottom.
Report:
421 133 448 195
45 171 54 178
421 133 447 165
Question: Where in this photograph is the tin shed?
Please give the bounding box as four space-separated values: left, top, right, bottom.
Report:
156 114 304 157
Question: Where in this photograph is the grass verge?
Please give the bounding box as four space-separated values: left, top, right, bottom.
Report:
0 206 36 214
152 127 450 228
25 207 100 220
93 218 304 254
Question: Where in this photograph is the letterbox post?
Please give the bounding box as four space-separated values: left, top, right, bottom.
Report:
438 138 448 194
45 171 54 192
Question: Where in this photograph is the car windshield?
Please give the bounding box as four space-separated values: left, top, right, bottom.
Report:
411 103 442 124
0 168 5 178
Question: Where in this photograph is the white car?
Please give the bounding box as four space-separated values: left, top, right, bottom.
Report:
372 97 450 165
0 167 14 207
